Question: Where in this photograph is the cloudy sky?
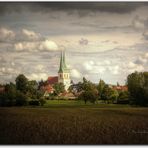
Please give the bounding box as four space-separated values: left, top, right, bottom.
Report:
0 2 148 85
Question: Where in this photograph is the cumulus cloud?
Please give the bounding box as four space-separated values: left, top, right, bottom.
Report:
14 40 59 52
27 73 48 81
71 69 82 79
135 56 147 65
0 27 15 42
128 61 144 73
35 64 45 71
108 65 119 75
82 60 107 74
0 67 20 75
83 60 94 71
132 15 145 30
21 29 40 41
39 40 58 51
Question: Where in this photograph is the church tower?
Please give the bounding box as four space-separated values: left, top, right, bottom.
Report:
58 50 71 91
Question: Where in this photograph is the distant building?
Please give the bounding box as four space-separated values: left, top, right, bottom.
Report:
112 85 128 91
41 50 71 96
58 50 71 91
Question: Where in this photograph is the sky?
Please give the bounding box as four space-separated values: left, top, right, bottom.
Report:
0 2 148 85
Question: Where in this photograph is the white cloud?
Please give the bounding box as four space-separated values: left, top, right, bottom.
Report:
27 73 48 81
108 65 119 75
14 40 59 52
35 64 45 71
83 60 94 71
128 61 144 73
14 42 38 51
0 67 20 75
145 52 148 58
71 69 82 79
39 40 58 51
135 56 147 64
0 27 15 41
22 29 40 40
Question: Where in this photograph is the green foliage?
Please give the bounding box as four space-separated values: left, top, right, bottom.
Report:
0 83 28 106
79 90 98 104
53 82 65 96
117 91 129 104
97 79 105 99
39 98 46 106
77 77 98 104
101 85 119 103
15 91 28 106
127 71 148 106
15 74 28 93
82 77 96 91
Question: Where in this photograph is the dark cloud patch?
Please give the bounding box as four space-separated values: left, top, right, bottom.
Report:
143 31 148 40
0 2 147 15
79 38 88 46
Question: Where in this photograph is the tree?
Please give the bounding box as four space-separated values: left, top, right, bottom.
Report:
0 82 29 106
127 71 148 106
15 74 28 93
101 85 118 103
27 80 38 99
97 79 105 100
53 82 65 96
117 91 129 104
15 91 28 106
79 90 98 104
0 82 17 106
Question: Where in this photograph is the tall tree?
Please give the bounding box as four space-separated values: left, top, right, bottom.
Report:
97 79 105 99
127 71 148 106
15 74 28 93
53 82 65 96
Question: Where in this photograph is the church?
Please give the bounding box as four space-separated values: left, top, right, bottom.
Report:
40 50 71 96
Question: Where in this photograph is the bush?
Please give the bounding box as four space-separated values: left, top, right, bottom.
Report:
15 92 28 106
29 100 40 106
39 98 46 106
117 91 129 104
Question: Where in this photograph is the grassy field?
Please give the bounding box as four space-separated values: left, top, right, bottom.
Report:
0 101 148 144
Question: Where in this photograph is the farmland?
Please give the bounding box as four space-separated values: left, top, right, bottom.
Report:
0 102 148 144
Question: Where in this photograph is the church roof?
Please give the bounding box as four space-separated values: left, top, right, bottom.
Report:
47 76 58 85
58 50 70 73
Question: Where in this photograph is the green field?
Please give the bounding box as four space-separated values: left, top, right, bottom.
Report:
0 101 148 144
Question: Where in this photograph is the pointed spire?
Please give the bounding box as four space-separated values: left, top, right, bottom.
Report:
63 50 67 69
58 50 63 73
58 49 69 73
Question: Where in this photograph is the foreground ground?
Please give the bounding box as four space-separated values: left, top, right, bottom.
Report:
0 100 148 144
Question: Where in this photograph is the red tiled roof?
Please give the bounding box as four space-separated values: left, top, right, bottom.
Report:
41 85 54 93
47 76 58 85
59 91 76 99
113 86 128 91
0 87 5 93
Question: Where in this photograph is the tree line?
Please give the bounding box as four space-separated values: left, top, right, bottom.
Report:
70 71 148 106
0 71 148 106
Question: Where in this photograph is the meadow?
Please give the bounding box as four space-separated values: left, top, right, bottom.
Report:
0 100 148 144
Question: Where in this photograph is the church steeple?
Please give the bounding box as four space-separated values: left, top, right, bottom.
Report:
63 50 67 69
58 50 64 73
58 49 70 91
58 50 69 73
